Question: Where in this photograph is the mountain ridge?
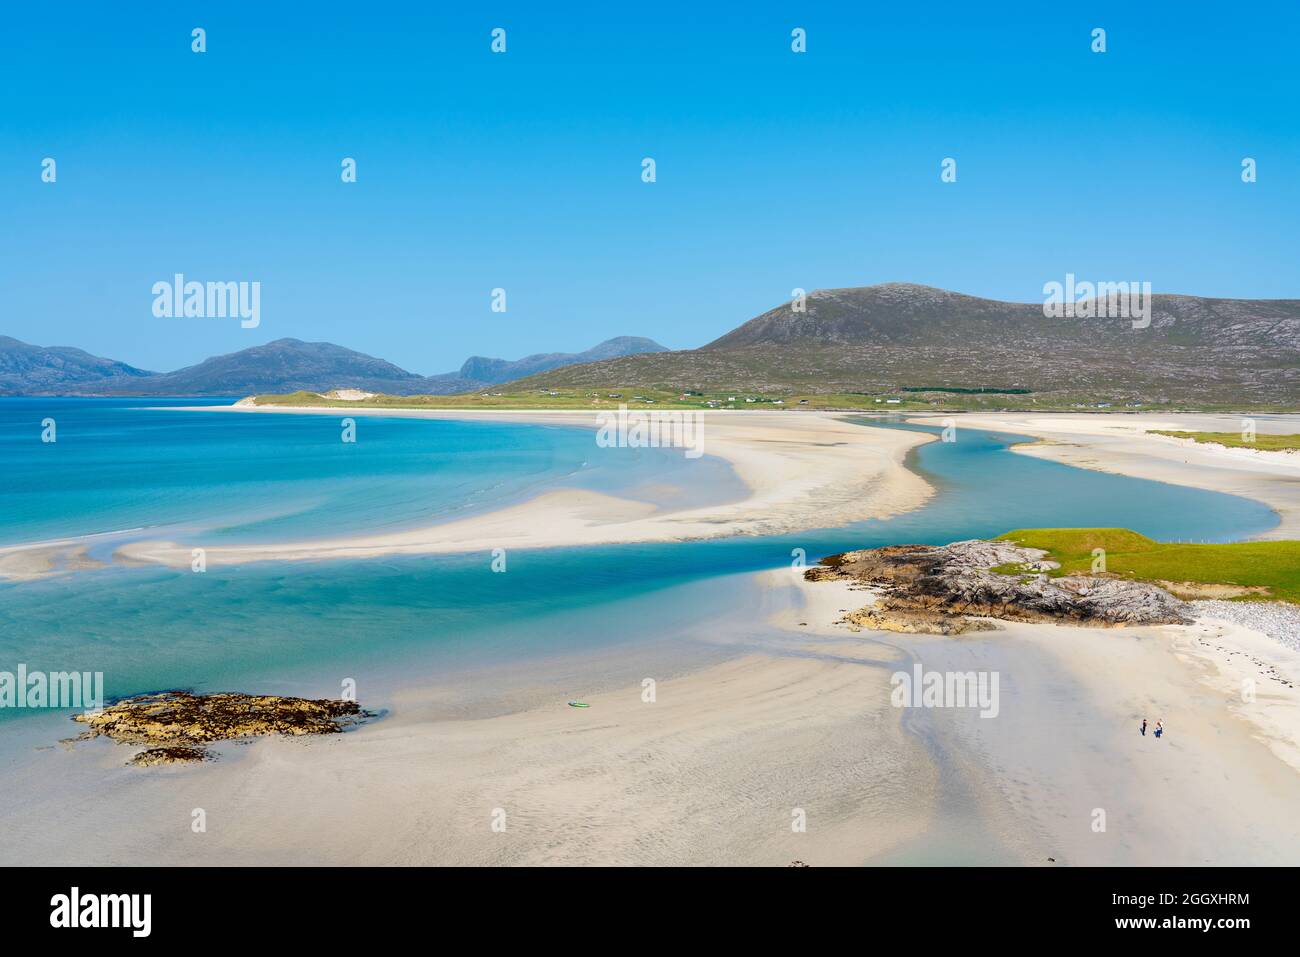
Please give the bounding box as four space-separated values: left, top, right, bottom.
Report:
7 283 1298 406
0 335 669 396
0 336 157 393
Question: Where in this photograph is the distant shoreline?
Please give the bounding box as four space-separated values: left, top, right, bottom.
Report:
907 411 1300 539
4 391 1298 416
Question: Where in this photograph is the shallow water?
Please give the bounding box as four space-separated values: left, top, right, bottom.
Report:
0 406 1279 725
0 397 743 548
0 404 1286 866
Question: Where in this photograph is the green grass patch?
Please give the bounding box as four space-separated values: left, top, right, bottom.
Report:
1149 430 1300 452
993 528 1300 603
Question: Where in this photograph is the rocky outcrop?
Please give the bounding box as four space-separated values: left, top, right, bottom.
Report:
130 746 211 766
72 691 367 766
841 606 997 635
807 539 1191 630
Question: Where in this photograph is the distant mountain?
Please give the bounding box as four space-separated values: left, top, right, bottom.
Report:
705 283 1300 350
508 283 1300 407
447 336 669 390
88 339 430 396
0 335 670 396
0 336 155 394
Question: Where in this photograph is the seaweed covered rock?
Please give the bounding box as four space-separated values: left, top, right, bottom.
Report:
130 746 211 766
72 691 367 766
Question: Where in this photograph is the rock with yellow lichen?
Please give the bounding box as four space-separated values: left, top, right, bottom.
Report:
71 691 367 766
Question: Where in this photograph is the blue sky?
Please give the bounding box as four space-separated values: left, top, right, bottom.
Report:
2 1 1296 373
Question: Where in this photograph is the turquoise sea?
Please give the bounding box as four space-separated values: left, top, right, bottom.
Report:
0 399 1280 725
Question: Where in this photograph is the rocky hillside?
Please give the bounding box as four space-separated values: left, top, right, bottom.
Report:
507 284 1300 407
0 336 155 393
103 338 430 396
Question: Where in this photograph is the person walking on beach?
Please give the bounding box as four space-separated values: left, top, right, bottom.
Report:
1154 719 1163 739
1140 718 1147 737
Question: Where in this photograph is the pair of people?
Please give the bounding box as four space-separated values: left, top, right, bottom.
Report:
1140 718 1163 738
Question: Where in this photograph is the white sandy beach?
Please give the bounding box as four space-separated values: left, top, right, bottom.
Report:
107 408 933 572
6 566 1298 866
902 613 1300 865
909 412 1300 538
3 407 1299 865
0 571 942 866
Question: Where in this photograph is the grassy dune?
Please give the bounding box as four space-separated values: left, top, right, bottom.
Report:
994 528 1300 603
1150 430 1300 452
